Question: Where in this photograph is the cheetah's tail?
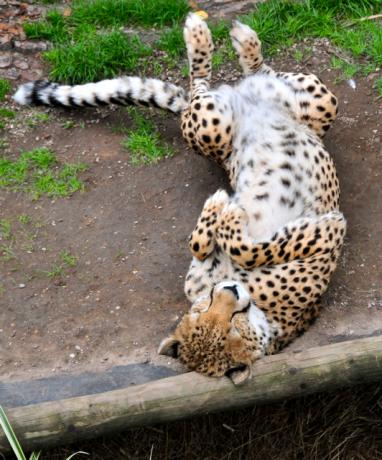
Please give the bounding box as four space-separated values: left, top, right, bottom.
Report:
13 77 189 113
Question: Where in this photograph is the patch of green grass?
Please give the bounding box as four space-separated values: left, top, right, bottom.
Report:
157 25 184 58
0 147 88 198
0 109 15 130
27 112 50 128
151 60 164 76
376 77 382 97
122 107 173 165
70 0 189 28
45 29 151 84
0 244 14 261
123 131 170 165
62 120 76 129
41 249 78 278
23 0 188 84
210 21 230 42
212 50 225 70
0 108 15 119
59 249 77 267
0 219 12 240
0 79 11 101
24 10 69 43
181 64 189 78
45 264 63 278
242 0 382 71
293 49 304 62
330 56 359 80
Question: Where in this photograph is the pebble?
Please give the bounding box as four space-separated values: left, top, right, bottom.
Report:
1 68 20 80
14 40 50 53
0 53 12 68
0 35 12 50
18 283 26 288
14 59 29 70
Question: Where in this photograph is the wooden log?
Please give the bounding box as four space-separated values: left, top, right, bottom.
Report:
1 335 382 453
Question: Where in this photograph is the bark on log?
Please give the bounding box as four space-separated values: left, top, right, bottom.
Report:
1 335 382 453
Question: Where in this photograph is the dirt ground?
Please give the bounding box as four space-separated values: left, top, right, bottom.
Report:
0 2 381 460
0 4 381 406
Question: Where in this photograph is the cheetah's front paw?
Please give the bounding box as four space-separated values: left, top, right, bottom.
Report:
216 202 250 260
189 189 229 261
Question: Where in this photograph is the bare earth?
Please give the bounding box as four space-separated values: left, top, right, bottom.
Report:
0 31 381 398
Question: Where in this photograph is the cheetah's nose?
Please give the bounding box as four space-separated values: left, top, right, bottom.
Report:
223 284 240 299
215 281 251 312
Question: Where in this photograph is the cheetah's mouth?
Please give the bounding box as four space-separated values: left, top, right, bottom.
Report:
232 301 251 316
225 363 247 377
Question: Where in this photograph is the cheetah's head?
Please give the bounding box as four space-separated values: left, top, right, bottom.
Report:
158 281 265 385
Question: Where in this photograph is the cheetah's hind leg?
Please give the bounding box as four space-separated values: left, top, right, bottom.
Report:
183 12 214 86
181 13 235 163
229 20 268 76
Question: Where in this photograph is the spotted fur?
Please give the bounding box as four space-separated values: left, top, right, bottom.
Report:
159 15 346 384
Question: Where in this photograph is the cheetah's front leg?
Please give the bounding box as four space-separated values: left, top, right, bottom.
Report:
189 189 229 260
216 204 346 269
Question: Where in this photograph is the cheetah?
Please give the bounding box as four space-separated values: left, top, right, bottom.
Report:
13 14 346 385
158 14 346 384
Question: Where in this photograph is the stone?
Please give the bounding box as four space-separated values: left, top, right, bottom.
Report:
21 68 43 80
0 52 12 68
0 67 20 80
0 35 13 50
14 40 50 53
14 58 29 70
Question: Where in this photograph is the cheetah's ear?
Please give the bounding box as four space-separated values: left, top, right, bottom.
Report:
158 336 180 358
226 364 252 386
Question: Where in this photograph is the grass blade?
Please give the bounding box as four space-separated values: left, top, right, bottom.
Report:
0 405 27 460
66 452 89 460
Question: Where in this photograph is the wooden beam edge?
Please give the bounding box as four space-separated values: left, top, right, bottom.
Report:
1 335 382 452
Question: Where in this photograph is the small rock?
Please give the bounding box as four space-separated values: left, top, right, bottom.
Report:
0 35 13 51
18 283 26 288
14 58 29 70
14 40 50 53
1 67 20 79
0 53 12 68
21 69 43 80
